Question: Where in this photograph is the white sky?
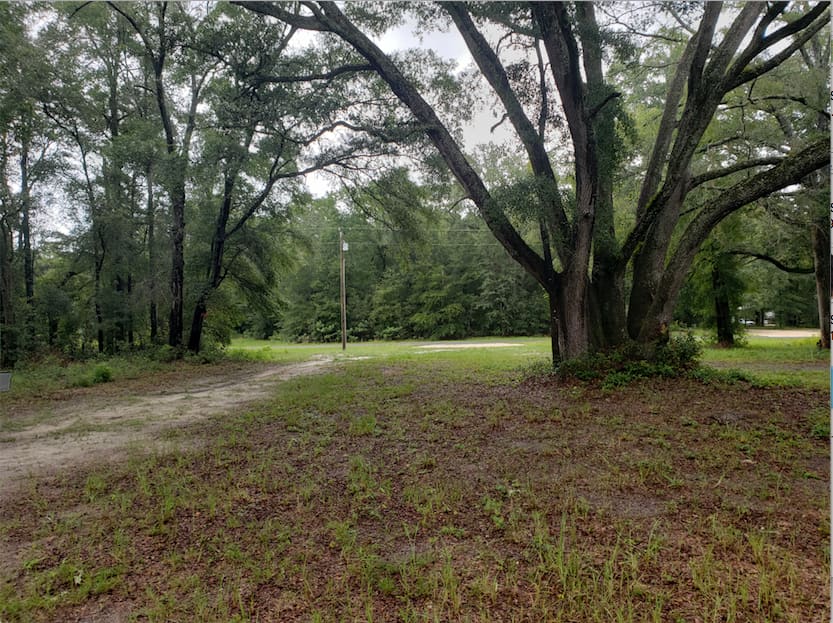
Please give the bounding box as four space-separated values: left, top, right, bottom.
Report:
304 18 518 197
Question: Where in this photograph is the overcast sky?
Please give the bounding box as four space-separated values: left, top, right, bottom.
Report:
305 18 517 197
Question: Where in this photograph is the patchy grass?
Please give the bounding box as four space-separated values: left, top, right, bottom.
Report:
0 342 827 622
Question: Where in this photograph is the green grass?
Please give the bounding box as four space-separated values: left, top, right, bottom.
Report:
699 335 826 389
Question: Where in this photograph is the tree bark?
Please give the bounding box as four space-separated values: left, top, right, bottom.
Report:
712 261 734 347
0 216 14 367
811 215 830 348
146 163 158 343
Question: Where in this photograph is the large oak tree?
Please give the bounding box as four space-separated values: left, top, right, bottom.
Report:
238 1 830 362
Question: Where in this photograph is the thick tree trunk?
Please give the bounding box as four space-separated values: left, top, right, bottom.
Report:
589 272 627 350
811 217 830 349
553 276 591 360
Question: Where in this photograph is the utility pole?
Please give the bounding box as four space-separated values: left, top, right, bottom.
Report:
339 229 347 350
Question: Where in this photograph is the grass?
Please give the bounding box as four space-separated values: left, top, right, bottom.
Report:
699 334 827 389
0 334 828 621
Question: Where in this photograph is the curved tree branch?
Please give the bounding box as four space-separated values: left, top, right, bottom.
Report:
642 137 829 339
687 157 784 191
727 250 814 274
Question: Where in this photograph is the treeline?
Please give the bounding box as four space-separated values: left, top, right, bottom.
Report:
240 199 549 343
0 3 432 365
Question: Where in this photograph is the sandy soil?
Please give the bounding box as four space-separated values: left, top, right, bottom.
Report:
415 341 523 351
0 357 331 498
747 328 819 338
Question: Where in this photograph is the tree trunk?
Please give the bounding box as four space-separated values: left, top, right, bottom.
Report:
127 272 134 347
187 299 207 353
94 246 105 354
19 140 35 351
590 268 627 350
712 262 734 347
636 139 829 344
553 275 591 360
546 290 560 365
146 164 158 343
168 186 185 350
811 217 830 349
0 217 14 367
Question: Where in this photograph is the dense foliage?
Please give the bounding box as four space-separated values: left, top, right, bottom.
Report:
243 199 548 342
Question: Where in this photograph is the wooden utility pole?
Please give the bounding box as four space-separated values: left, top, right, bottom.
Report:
339 229 347 350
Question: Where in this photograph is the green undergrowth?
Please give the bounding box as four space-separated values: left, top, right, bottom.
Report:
555 334 826 390
557 334 702 389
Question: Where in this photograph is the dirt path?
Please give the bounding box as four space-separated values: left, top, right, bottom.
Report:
0 357 332 498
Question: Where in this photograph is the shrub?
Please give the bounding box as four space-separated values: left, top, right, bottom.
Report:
151 345 179 363
558 334 702 388
92 364 113 384
688 367 753 385
654 332 702 370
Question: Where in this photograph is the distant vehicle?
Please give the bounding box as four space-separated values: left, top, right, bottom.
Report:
741 320 755 326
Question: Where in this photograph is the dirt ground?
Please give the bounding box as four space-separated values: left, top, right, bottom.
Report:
0 357 331 499
747 328 819 338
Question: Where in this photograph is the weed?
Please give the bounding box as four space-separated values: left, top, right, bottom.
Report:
2 337 826 622
482 496 505 530
349 412 379 436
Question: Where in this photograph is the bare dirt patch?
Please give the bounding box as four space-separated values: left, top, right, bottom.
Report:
414 341 523 351
0 357 331 498
747 328 818 338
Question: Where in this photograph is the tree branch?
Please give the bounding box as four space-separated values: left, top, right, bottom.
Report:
231 1 328 31
728 2 827 83
727 250 813 274
441 2 569 263
726 5 829 91
588 91 621 120
646 138 829 332
687 157 783 191
634 9 702 217
250 63 374 86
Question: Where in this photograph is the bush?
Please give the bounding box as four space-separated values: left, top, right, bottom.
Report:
91 364 113 384
558 334 703 388
688 367 753 385
151 345 180 363
654 332 702 370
